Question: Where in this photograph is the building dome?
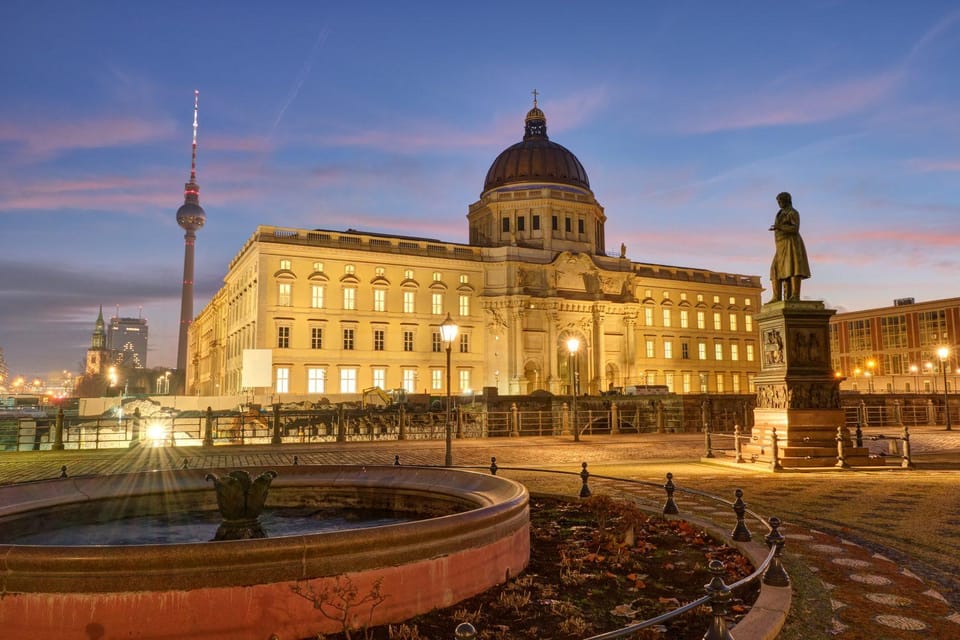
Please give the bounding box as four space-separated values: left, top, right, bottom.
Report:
483 104 590 193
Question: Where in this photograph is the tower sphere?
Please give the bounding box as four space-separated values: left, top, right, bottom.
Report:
176 200 206 231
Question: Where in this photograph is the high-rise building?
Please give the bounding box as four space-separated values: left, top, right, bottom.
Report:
188 100 762 397
175 90 205 374
107 313 149 369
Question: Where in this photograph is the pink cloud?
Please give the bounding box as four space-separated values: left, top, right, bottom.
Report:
907 158 960 173
0 115 177 160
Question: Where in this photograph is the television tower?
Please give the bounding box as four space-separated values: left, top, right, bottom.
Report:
175 90 206 374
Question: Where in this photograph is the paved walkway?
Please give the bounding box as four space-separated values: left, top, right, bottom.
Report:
2 427 959 639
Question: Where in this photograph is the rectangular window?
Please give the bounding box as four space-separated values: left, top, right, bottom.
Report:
459 294 470 316
279 259 291 271
432 331 442 353
731 343 739 361
307 368 325 393
275 367 289 393
664 340 673 359
732 373 741 393
278 282 292 306
681 342 690 360
664 372 674 393
311 285 324 309
459 333 469 353
403 291 415 313
517 216 525 231
502 217 510 232
715 343 723 360
680 310 689 328
729 313 738 331
744 314 753 332
699 373 709 393
698 342 707 360
372 368 386 390
662 308 672 327
713 313 722 331
343 287 356 310
532 215 540 230
746 344 755 362
431 293 443 315
577 219 584 234
373 289 386 312
403 330 414 352
682 373 691 393
431 369 443 391
459 370 471 392
403 369 417 393
646 339 655 358
880 315 907 349
373 329 385 351
847 318 872 351
277 326 290 349
343 328 355 350
697 311 705 330
340 368 357 393
717 374 725 393
552 215 558 231
644 307 654 326
565 217 572 232
311 327 323 349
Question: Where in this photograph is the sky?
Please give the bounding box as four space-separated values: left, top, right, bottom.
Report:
1 1 959 380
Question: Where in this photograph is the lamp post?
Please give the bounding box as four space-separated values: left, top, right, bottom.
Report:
567 337 581 442
865 359 876 393
910 364 919 394
440 313 459 466
937 346 951 431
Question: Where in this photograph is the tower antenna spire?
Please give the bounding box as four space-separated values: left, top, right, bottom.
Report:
190 89 199 183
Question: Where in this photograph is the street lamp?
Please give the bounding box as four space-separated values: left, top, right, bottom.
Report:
566 337 581 442
865 359 876 393
910 364 919 394
440 313 459 466
937 346 951 431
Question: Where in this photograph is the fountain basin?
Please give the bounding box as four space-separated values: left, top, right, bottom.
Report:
0 465 530 640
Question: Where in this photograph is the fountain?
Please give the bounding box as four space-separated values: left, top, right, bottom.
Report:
0 465 529 640
205 469 277 540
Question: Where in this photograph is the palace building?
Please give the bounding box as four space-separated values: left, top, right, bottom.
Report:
187 101 762 398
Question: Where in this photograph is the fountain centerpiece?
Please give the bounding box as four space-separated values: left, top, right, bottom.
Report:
205 469 277 540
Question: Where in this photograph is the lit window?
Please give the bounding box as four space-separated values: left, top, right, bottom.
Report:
311 285 324 309
343 328 355 350
343 287 356 310
664 340 673 359
404 269 414 280
717 374 725 393
713 312 722 331
431 369 443 390
459 274 469 284
460 334 469 353
682 373 691 393
403 291 415 313
311 327 323 349
729 296 736 305
307 368 325 393
698 342 707 360
312 261 323 272
699 373 708 393
662 309 672 327
275 367 289 393
344 264 355 275
644 308 654 326
731 344 739 361
729 313 738 331
340 368 357 393
715 343 723 360
644 289 652 299
663 291 670 299
680 310 689 328
696 294 704 302
664 372 674 392
746 344 755 362
680 293 687 301
432 293 443 315
375 267 385 277
697 311 705 329
433 271 442 281
458 370 471 392
403 330 415 352
279 259 291 271
744 298 751 307
373 289 386 312
373 329 385 351
372 368 386 389
646 340 655 358
403 369 417 393
713 296 720 304
732 374 741 393
277 326 290 349
459 294 470 316
745 315 753 332
646 371 656 385
278 282 292 306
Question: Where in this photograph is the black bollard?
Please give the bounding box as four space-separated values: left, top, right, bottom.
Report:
730 488 752 541
59 465 68 478
662 472 679 515
763 516 790 587
579 462 591 498
394 454 400 466
702 559 734 640
293 455 299 466
489 456 498 475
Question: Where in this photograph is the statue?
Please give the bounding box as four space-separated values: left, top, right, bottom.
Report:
769 192 810 302
206 469 278 540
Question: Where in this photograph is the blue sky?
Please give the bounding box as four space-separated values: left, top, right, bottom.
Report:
1 1 958 379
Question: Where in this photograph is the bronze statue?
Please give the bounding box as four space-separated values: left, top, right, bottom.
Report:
769 192 810 302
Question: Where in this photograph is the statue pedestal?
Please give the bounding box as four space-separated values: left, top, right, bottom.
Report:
743 301 881 468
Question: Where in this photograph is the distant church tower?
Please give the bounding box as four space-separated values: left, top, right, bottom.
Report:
85 306 111 376
175 90 206 374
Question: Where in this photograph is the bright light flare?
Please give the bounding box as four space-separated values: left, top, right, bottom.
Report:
145 422 169 446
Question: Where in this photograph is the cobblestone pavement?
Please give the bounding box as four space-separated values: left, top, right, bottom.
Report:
2 427 958 639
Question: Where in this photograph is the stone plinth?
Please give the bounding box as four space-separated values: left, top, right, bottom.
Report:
744 300 882 468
